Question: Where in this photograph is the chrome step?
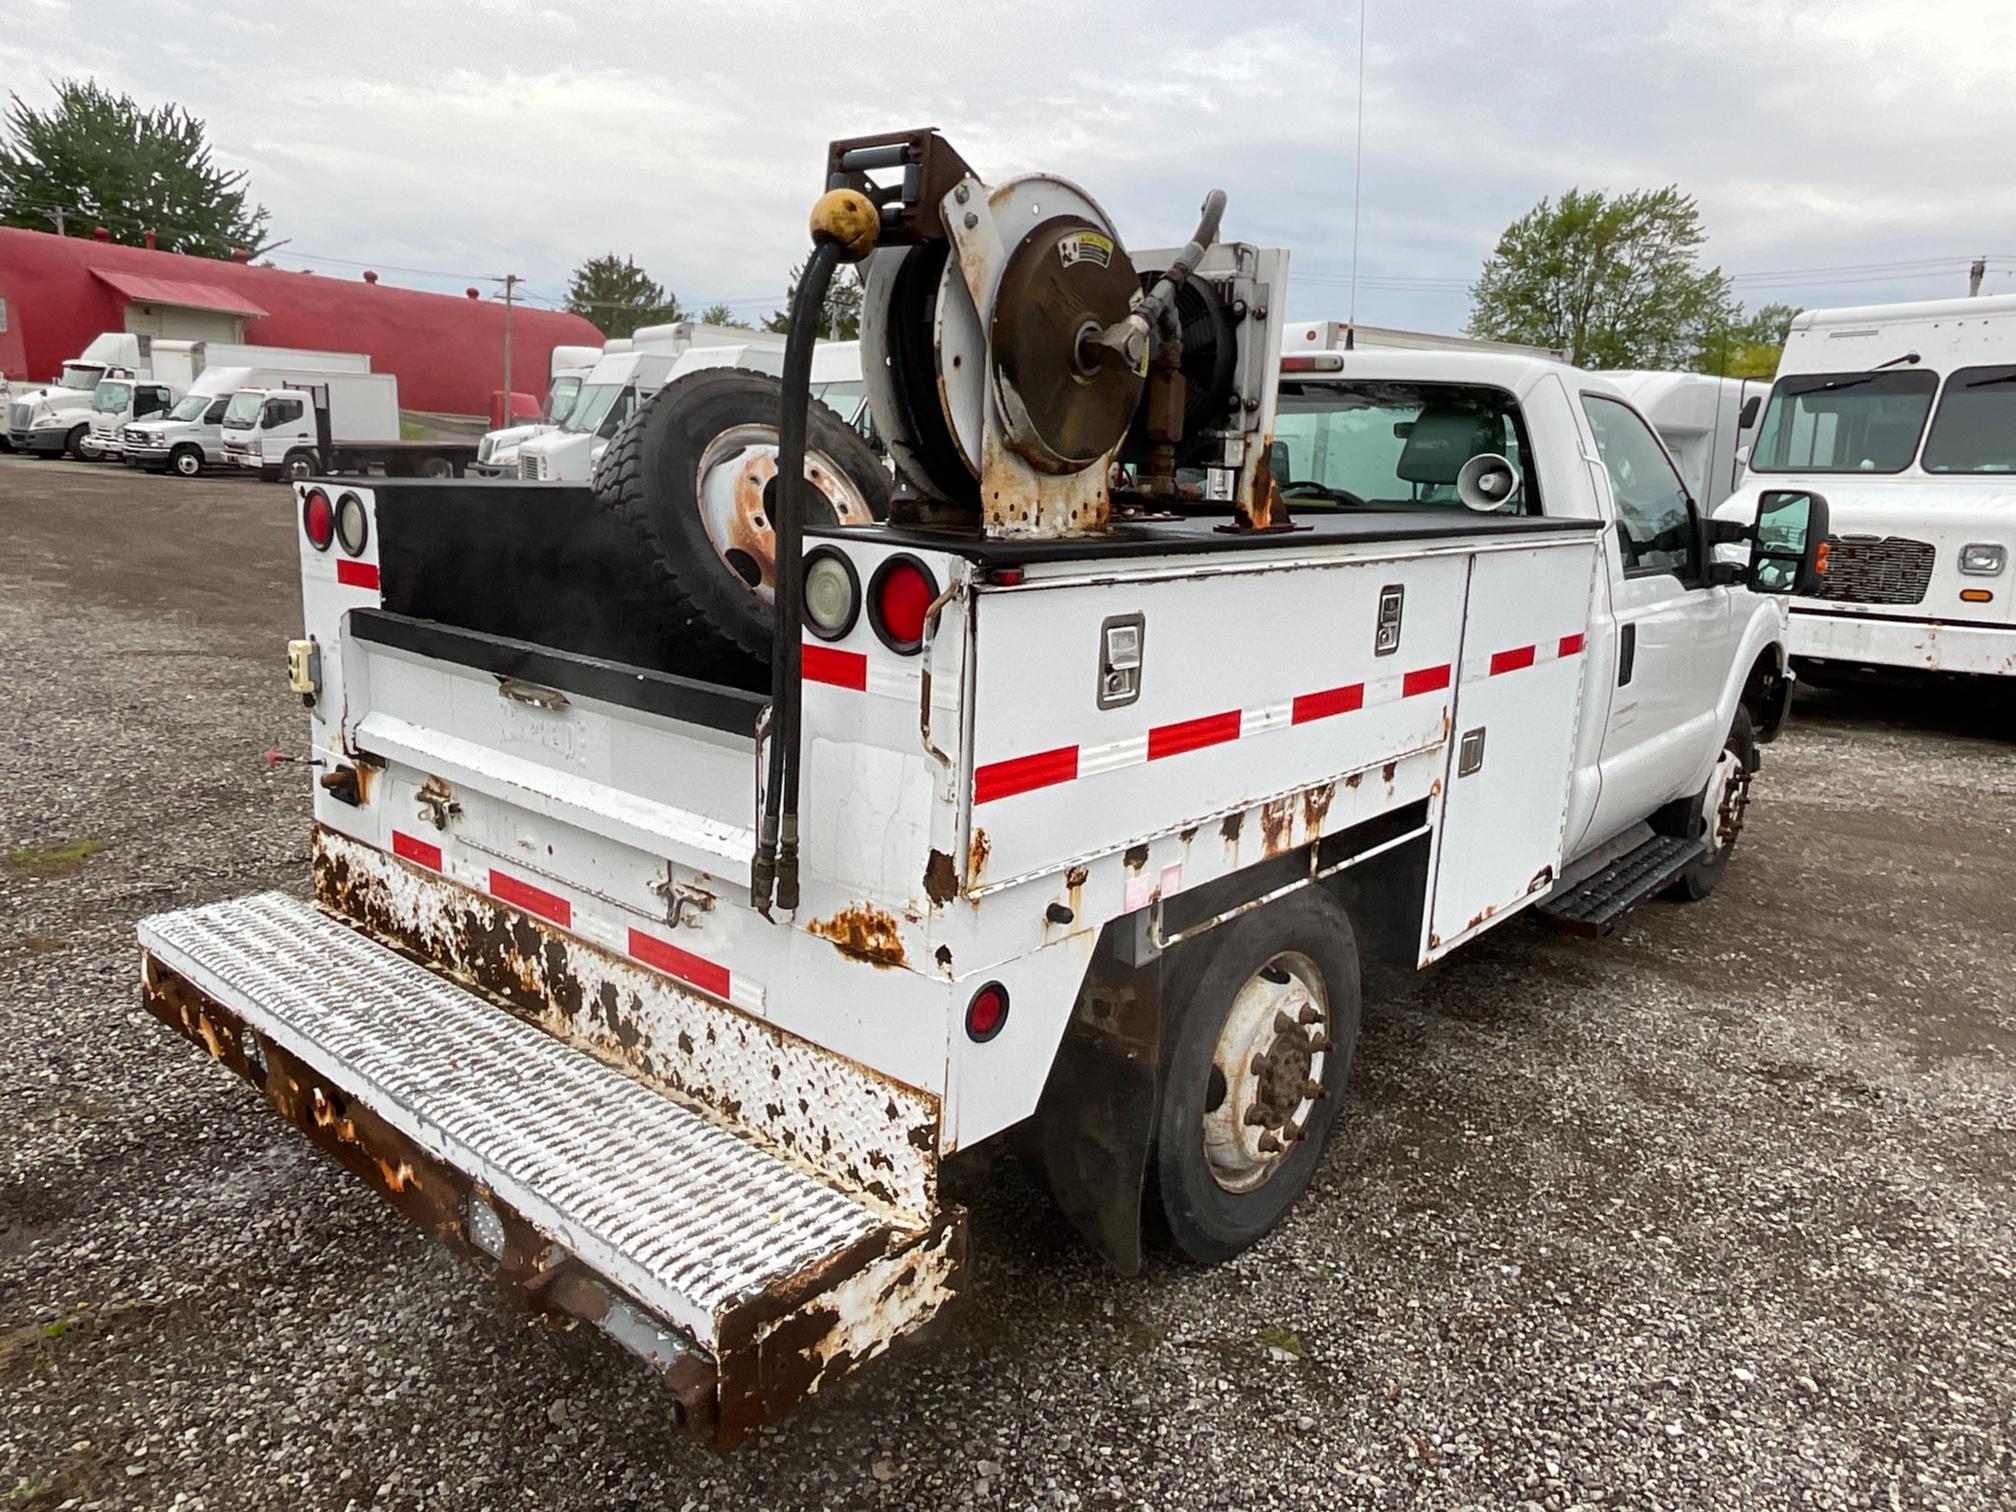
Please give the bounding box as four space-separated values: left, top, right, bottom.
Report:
137 892 927 1354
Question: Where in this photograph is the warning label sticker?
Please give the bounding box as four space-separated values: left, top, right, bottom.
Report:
1058 232 1115 270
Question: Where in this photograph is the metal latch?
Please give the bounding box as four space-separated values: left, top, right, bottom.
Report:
287 637 321 703
1458 727 1487 777
1375 586 1404 656
1097 612 1145 709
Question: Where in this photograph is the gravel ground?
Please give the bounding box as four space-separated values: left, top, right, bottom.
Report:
2 453 2012 1511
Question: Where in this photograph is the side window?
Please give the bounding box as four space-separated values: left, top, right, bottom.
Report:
1581 394 1697 578
205 400 229 423
265 399 304 428
138 386 169 416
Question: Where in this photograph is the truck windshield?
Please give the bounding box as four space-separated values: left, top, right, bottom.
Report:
92 382 134 413
58 363 105 391
544 376 583 424
1922 365 2016 473
1748 369 1936 473
166 393 213 422
565 383 636 437
1270 381 1536 512
222 392 265 428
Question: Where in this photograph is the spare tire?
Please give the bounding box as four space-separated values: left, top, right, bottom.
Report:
592 367 889 670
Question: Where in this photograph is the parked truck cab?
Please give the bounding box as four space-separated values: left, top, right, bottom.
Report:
81 375 180 460
6 332 146 458
1718 292 2016 684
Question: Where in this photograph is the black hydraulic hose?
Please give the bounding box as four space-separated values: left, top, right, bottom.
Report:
752 239 841 913
1135 189 1227 332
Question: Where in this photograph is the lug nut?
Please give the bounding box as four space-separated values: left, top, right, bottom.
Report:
1298 1004 1320 1025
1243 1104 1273 1127
1257 1132 1282 1154
1302 1079 1326 1101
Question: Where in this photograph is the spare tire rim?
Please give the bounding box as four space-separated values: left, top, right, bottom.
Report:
1201 950 1328 1194
694 423 876 601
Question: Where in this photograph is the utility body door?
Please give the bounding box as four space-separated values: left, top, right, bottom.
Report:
1425 538 1600 959
1575 392 1734 849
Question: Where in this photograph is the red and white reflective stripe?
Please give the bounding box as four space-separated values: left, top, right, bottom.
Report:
974 660 1453 805
801 640 933 700
384 829 753 1010
1462 631 1586 685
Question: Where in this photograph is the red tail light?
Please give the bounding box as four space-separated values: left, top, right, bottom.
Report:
965 982 1009 1042
868 555 938 654
302 488 334 551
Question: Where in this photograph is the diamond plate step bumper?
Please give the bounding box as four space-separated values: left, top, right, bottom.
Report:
138 892 963 1448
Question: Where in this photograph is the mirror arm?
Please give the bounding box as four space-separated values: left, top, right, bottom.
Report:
1708 562 1746 588
1708 518 1754 546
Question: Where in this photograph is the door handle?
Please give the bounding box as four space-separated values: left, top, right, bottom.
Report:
1617 623 1637 686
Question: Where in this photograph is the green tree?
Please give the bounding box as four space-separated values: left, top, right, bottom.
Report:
1698 302 1801 379
765 264 862 340
696 303 752 329
0 80 269 256
1467 187 1733 369
565 253 681 340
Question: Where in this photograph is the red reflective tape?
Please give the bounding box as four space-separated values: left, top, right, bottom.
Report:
335 559 380 590
1489 645 1537 676
1402 664 1452 697
629 927 731 1000
391 830 441 871
488 868 572 927
974 745 1080 804
1292 683 1365 723
1147 710 1242 761
801 643 868 690
1559 633 1586 657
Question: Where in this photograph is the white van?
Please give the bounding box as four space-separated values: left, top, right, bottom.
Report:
1723 293 2016 683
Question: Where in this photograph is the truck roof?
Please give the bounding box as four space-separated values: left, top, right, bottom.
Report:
1283 347 1605 399
1789 292 2016 331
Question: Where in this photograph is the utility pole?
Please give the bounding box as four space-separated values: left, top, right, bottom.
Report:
500 273 521 423
1968 257 1986 297
48 206 66 236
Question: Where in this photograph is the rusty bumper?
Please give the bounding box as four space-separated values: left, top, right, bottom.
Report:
141 953 966 1449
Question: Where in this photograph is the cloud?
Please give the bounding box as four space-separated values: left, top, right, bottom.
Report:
5 1 2007 330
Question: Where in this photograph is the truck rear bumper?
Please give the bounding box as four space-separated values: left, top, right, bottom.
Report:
139 891 964 1447
1789 607 2016 678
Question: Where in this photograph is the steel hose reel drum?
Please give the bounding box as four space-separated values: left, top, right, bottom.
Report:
864 173 1146 536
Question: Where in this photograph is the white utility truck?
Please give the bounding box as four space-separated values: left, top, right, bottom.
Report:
515 336 794 482
1722 293 2016 683
471 342 609 477
138 131 1828 1447
6 332 147 458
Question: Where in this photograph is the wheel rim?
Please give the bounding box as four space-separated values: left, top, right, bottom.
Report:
175 452 199 476
692 423 875 602
1200 950 1329 1194
287 455 314 480
1702 746 1751 857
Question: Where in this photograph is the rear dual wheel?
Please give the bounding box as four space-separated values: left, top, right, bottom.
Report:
1154 888 1361 1263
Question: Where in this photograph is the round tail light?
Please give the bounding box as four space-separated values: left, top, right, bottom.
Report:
302 488 334 551
965 982 1009 1042
869 555 939 655
803 547 860 640
334 491 369 556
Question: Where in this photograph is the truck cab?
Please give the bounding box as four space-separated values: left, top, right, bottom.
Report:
473 343 607 477
6 333 146 458
1717 293 2016 683
82 375 181 460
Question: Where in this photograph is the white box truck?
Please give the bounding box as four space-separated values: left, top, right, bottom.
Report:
218 373 403 481
86 341 373 462
1718 293 2016 684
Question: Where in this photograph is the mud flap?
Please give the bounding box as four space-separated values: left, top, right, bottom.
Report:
1023 940 1166 1274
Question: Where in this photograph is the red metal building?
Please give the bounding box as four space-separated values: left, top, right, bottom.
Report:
0 227 599 416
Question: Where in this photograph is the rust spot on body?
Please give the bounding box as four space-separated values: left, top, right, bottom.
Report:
1344 771 1363 790
1260 798 1293 856
808 905 908 969
1381 761 1397 783
1300 782 1334 834
968 827 991 880
923 849 958 906
1220 812 1244 843
1123 844 1150 871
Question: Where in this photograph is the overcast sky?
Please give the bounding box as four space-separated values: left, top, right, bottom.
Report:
6 0 2013 332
